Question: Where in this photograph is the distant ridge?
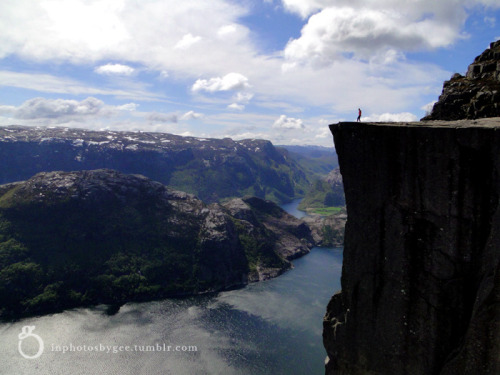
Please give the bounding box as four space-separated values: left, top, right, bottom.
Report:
0 125 309 204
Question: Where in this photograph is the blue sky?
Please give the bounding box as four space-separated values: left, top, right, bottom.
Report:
0 0 499 146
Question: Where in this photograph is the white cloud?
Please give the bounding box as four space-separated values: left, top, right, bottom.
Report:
281 0 329 18
0 70 160 101
217 24 238 36
117 103 138 111
147 112 178 123
228 103 245 111
0 0 251 76
0 105 16 115
174 33 202 50
273 115 305 129
0 97 111 125
192 73 250 92
421 101 437 115
15 97 105 119
95 63 135 75
363 112 418 122
180 111 204 120
235 92 254 103
284 4 468 67
315 126 331 139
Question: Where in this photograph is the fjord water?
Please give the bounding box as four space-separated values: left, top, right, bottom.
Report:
0 200 342 375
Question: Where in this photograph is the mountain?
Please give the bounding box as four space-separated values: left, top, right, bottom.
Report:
0 125 309 204
298 167 345 212
0 169 315 319
278 145 338 177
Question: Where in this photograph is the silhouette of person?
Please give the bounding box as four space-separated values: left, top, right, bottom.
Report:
357 108 362 122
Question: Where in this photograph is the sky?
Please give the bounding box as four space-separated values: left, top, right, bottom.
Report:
0 0 499 146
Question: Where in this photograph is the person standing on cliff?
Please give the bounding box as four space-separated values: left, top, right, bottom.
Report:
357 108 362 122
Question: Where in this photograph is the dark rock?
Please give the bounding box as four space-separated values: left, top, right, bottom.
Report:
224 197 315 266
324 120 500 375
422 40 500 121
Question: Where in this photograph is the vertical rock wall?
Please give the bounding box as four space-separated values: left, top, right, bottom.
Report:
324 121 500 375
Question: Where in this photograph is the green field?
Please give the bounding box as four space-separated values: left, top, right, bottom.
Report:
310 207 342 215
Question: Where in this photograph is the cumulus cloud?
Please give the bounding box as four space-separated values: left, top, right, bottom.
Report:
0 0 251 75
284 4 467 67
11 97 105 120
281 0 330 18
147 112 178 123
174 33 202 50
217 24 238 36
192 73 250 93
281 0 500 69
363 112 418 122
272 115 305 129
95 63 135 76
180 110 204 120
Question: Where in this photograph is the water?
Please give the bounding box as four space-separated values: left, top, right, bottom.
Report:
0 201 342 375
279 199 307 219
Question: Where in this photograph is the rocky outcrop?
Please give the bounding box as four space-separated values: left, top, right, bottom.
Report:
224 196 315 281
0 125 309 204
303 210 346 247
324 120 500 375
0 169 314 319
422 40 500 120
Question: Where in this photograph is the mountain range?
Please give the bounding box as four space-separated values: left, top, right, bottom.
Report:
0 125 310 204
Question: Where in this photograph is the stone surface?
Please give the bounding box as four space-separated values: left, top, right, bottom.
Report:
302 210 346 247
422 40 500 120
324 120 500 375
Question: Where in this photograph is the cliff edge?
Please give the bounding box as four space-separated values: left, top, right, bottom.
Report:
324 119 500 374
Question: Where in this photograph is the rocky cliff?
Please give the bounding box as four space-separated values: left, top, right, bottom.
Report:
324 119 500 374
0 169 314 319
422 40 500 120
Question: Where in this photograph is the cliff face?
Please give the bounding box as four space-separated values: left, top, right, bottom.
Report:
324 119 500 375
